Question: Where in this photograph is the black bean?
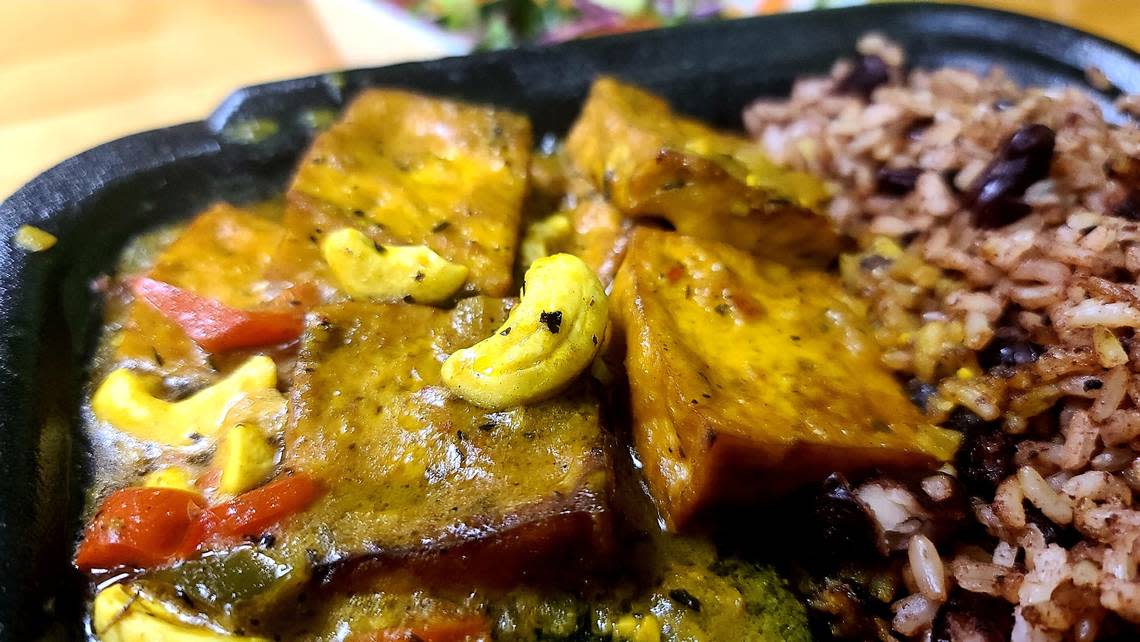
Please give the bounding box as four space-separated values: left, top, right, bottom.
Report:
967 124 1056 229
975 197 1033 229
915 474 971 547
977 328 1043 373
1084 378 1104 391
1113 188 1140 221
954 416 1015 500
1005 124 1055 158
932 590 1014 642
810 473 882 560
944 407 985 432
876 166 923 195
905 116 935 141
1024 504 1081 548
835 54 891 98
906 378 939 412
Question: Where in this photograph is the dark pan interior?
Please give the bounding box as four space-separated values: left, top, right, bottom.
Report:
1 3 1138 639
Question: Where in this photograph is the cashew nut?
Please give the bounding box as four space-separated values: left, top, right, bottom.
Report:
320 228 468 304
143 467 201 496
216 422 279 495
94 583 268 642
91 355 277 446
520 213 572 270
441 253 607 409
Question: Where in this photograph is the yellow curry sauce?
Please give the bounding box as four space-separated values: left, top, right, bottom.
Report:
79 78 958 642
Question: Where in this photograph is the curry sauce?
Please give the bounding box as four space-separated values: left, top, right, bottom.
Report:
77 79 960 642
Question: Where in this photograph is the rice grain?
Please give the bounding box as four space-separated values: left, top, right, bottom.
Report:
907 534 947 601
1019 466 1075 525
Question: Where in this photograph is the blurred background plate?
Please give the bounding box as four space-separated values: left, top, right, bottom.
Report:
0 0 1138 199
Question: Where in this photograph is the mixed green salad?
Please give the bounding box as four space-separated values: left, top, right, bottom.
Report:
387 0 871 49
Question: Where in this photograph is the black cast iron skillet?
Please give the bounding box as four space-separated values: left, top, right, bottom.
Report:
1 3 1138 639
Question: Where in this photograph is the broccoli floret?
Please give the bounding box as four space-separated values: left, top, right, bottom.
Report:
496 543 811 642
717 559 812 642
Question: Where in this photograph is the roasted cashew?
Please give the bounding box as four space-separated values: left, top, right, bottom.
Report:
91 356 277 446
320 228 468 304
143 467 201 496
94 583 268 642
216 422 279 495
214 388 285 495
441 253 607 409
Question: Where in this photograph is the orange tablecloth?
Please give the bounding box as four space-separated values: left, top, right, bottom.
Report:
0 0 1137 198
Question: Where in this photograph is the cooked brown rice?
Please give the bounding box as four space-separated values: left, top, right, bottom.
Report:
744 34 1140 640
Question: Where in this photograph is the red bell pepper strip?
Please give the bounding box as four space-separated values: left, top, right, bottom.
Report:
351 616 492 642
77 474 322 571
130 277 303 352
205 472 322 540
74 487 205 571
179 472 323 557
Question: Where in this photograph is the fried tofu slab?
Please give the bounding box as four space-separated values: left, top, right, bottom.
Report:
281 89 532 298
281 298 610 586
566 77 839 267
612 229 960 529
111 202 293 382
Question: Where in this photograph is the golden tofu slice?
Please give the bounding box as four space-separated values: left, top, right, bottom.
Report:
280 298 610 585
612 229 960 529
111 203 295 382
147 202 289 308
565 77 838 267
281 89 532 298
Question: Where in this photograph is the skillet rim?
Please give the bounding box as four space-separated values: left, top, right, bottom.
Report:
1 3 1139 640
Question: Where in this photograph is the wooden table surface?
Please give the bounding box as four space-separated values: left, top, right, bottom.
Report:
1 0 1138 198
